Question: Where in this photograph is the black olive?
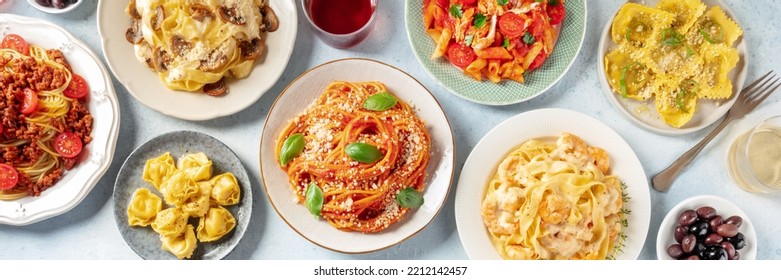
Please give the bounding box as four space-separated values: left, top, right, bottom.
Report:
727 232 746 250
704 246 727 260
694 243 708 258
688 221 710 239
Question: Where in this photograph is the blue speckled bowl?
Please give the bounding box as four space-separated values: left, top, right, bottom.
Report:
113 131 252 260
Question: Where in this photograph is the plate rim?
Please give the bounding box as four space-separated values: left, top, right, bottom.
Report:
403 0 588 106
454 108 652 259
111 130 253 260
95 0 298 121
258 57 456 254
0 14 121 226
596 0 749 135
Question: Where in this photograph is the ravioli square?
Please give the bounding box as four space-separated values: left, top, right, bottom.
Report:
656 0 707 34
611 3 675 49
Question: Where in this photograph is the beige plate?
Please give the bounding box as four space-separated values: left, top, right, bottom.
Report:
597 0 748 135
259 58 455 253
96 0 297 121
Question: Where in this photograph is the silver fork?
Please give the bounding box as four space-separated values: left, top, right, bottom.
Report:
652 71 781 192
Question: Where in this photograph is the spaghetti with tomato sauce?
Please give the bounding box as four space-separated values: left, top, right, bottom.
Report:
0 34 93 200
424 0 565 83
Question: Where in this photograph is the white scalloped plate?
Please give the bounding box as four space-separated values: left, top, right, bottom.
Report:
0 14 121 226
455 108 651 259
597 0 748 135
96 0 297 121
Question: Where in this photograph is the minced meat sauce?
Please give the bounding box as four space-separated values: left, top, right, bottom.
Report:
0 49 93 196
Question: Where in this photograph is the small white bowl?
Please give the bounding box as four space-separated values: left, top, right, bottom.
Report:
27 0 82 14
657 195 757 260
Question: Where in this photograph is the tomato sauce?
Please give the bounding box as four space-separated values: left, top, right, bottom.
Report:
309 0 374 34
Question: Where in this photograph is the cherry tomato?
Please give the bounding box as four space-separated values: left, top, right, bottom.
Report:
54 132 83 158
0 163 19 190
436 0 449 8
21 88 39 115
547 2 566 25
1 34 30 56
64 74 89 99
498 12 525 38
446 43 476 68
528 49 548 71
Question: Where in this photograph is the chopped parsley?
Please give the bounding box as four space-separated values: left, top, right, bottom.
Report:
449 4 462 19
473 13 486 28
502 38 510 48
497 0 509 5
465 34 474 46
522 31 535 45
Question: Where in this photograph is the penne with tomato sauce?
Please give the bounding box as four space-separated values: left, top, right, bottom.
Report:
423 0 565 83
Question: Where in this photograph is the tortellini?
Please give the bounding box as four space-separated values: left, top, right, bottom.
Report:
177 152 213 182
127 151 242 259
605 0 742 128
127 188 162 227
151 208 189 237
209 173 240 206
142 152 176 190
197 206 237 242
161 224 198 259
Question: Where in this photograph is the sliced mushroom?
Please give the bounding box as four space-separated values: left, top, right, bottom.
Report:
218 5 246 25
239 38 264 61
152 46 171 72
169 35 192 57
199 49 229 72
152 5 166 31
125 19 144 44
190 4 213 21
125 0 141 20
261 5 279 32
203 78 228 96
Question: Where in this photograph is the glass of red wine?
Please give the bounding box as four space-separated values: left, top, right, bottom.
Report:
302 0 377 49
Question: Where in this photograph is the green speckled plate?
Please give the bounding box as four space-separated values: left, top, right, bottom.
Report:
404 1 587 105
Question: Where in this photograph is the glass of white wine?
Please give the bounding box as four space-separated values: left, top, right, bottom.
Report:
728 115 781 193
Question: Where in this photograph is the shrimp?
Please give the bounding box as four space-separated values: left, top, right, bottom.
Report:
481 193 518 235
539 193 570 225
588 146 611 174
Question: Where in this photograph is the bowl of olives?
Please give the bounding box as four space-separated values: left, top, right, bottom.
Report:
27 0 81 14
657 195 757 260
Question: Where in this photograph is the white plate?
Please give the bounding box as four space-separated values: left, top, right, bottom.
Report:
597 0 748 135
259 58 455 253
455 108 651 259
0 15 121 226
96 0 297 121
656 195 756 260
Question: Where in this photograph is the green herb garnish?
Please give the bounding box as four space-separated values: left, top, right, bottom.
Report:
396 187 424 209
345 142 384 164
699 27 723 44
449 4 462 18
362 92 397 111
502 38 510 48
473 13 486 28
465 34 474 46
497 0 509 5
522 31 535 45
279 133 305 166
305 182 323 218
548 0 560 6
661 28 684 46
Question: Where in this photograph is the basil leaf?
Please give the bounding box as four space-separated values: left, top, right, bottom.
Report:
305 182 323 218
676 87 689 113
396 187 424 209
661 28 683 46
619 63 632 98
449 4 462 18
497 0 509 5
473 13 486 28
522 31 535 45
502 38 510 48
699 28 721 44
345 142 384 164
279 133 305 166
465 34 474 46
362 92 398 111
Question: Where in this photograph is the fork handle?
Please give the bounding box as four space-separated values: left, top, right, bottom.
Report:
652 114 734 192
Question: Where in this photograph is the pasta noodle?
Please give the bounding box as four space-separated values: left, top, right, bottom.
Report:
423 0 565 83
124 0 279 95
129 152 240 259
481 133 626 260
604 0 743 128
276 81 431 233
0 35 93 200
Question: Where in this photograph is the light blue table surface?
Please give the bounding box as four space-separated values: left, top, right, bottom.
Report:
1 0 780 260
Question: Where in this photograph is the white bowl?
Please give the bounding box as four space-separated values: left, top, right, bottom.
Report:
27 0 82 14
656 195 757 260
